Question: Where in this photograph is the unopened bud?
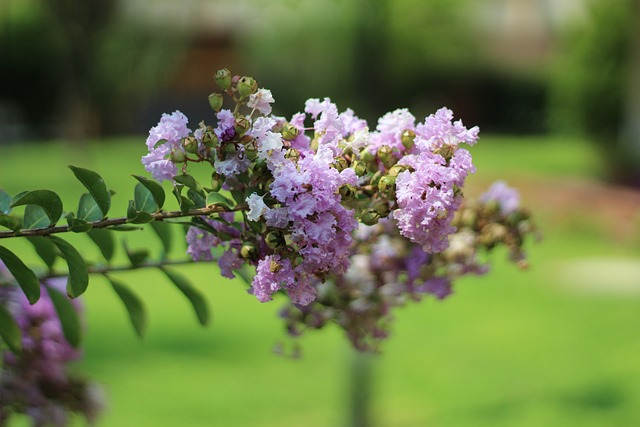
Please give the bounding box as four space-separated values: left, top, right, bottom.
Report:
377 145 393 163
208 93 224 112
282 123 299 141
333 157 349 172
360 208 380 226
240 242 257 259
351 160 367 177
372 200 390 217
224 143 237 154
183 136 199 154
265 230 285 249
235 117 250 135
388 164 407 177
338 184 356 200
210 173 223 192
377 175 396 195
245 140 258 160
170 149 186 163
203 129 218 148
285 148 300 162
401 129 415 150
360 148 375 163
237 76 258 98
215 68 232 90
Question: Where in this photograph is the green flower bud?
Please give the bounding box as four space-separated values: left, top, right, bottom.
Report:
235 117 250 135
333 157 349 172
388 164 407 177
170 149 186 163
401 129 415 150
285 148 300 162
265 230 285 249
360 148 375 163
244 139 258 160
237 76 258 98
372 200 390 217
460 209 477 228
210 173 223 192
351 160 367 177
224 143 237 154
183 136 199 154
215 68 232 90
202 129 218 148
360 208 380 226
338 184 356 200
377 175 396 195
208 93 224 112
282 123 299 141
240 242 257 259
377 145 393 163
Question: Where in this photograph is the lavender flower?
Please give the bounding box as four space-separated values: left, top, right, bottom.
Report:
479 180 521 215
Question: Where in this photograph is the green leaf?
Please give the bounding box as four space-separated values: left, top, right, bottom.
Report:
107 225 144 232
0 189 11 214
68 165 111 217
48 236 88 298
27 236 58 269
188 188 206 209
123 241 149 267
106 276 147 338
11 190 63 226
0 213 21 231
77 193 103 222
233 265 254 287
174 174 204 195
126 200 154 224
0 304 22 353
65 213 93 233
132 175 165 210
0 246 40 304
173 186 195 212
46 285 81 347
88 229 115 261
150 221 172 257
160 267 209 326
23 205 51 229
134 182 159 214
206 192 235 209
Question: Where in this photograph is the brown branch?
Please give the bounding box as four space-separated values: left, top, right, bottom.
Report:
0 204 248 240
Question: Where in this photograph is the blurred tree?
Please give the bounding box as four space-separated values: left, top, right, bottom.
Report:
548 0 640 185
0 0 188 142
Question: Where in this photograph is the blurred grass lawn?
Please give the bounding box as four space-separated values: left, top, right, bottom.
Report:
1 135 639 427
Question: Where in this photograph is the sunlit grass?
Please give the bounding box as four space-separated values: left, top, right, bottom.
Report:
1 135 639 426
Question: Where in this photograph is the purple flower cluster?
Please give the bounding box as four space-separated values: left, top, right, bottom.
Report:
479 180 521 215
393 108 478 252
0 272 102 426
142 111 191 182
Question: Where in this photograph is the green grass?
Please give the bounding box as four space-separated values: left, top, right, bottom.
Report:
1 135 639 426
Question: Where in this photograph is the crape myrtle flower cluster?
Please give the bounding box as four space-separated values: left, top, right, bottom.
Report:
0 264 103 426
142 69 536 350
281 181 537 351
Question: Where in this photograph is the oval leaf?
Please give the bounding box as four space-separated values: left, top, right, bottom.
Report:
24 204 53 229
174 174 204 195
77 193 103 222
206 192 234 210
46 285 81 347
150 221 172 258
160 267 209 326
88 229 115 261
0 189 11 214
68 166 111 217
123 241 150 267
106 276 147 338
133 175 165 210
48 236 88 298
134 182 159 214
11 190 63 226
0 303 22 353
27 236 58 269
0 245 40 304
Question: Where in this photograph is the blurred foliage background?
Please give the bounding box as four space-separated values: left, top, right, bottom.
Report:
1 0 640 426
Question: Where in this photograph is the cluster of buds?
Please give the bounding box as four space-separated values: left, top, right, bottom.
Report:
0 265 103 426
142 69 536 350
